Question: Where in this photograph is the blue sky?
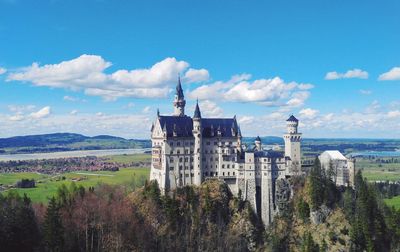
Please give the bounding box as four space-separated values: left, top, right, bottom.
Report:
0 0 399 138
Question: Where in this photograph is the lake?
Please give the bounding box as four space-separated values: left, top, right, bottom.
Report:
349 151 400 157
0 148 151 161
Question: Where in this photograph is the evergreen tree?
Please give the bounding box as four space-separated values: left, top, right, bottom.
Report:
43 197 64 251
309 157 324 210
301 232 320 252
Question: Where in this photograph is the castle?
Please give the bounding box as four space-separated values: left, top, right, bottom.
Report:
150 78 302 226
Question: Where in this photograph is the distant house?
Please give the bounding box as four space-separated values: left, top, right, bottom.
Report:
319 150 355 187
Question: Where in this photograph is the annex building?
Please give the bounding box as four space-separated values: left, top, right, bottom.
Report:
150 78 302 225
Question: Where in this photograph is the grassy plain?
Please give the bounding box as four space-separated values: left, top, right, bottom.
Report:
0 154 151 203
384 196 400 209
357 158 400 182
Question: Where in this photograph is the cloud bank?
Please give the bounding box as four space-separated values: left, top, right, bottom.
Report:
325 68 368 80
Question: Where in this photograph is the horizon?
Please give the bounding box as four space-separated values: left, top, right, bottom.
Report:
2 131 400 142
0 0 399 139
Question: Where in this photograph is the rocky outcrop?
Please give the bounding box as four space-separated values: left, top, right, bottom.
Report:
310 204 332 224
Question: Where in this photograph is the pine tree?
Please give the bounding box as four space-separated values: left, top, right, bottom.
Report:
309 157 324 210
43 197 64 251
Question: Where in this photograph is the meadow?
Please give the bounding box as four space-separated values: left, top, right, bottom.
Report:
0 154 151 203
384 196 400 209
356 158 400 182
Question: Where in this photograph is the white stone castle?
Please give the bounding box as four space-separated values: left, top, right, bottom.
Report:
150 78 302 225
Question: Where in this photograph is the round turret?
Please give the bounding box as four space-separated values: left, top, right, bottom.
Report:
286 115 298 134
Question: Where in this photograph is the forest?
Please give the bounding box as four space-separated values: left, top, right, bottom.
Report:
1 159 400 251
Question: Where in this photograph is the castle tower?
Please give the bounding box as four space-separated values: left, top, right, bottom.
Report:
255 136 262 151
173 77 186 116
237 125 243 153
283 115 302 174
192 100 202 185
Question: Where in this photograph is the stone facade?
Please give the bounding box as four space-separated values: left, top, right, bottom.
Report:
319 150 355 187
149 78 302 226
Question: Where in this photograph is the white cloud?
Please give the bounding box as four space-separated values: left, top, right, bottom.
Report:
198 100 224 117
387 110 400 119
325 68 368 80
9 113 24 121
0 67 6 75
63 95 86 102
96 112 104 117
142 106 151 113
6 55 202 100
29 106 51 119
183 68 210 83
359 89 372 95
365 100 380 114
238 116 254 125
189 75 312 108
299 108 319 119
8 104 36 113
378 67 400 81
0 112 152 139
70 110 78 115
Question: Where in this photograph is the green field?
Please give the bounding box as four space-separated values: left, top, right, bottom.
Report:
0 154 151 203
357 158 400 182
384 196 400 209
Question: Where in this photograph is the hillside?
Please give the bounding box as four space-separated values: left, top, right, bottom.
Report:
0 133 151 154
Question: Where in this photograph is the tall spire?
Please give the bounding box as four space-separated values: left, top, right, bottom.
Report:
176 75 184 99
193 99 201 119
173 76 186 116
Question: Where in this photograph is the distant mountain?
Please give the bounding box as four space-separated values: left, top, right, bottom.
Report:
0 133 151 154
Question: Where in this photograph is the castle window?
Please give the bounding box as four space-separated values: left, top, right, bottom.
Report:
185 149 189 154
233 172 235 176
177 150 180 154
229 142 232 145
222 164 225 168
177 142 181 146
190 142 194 146
179 166 183 170
170 157 174 162
227 164 230 168
210 172 213 176
228 172 230 176
185 174 189 177
190 166 193 170
184 157 188 162
215 172 218 176
191 173 194 177
232 164 235 168
170 167 174 171
179 157 183 162
170 142 174 146
170 150 173 154
222 172 225 176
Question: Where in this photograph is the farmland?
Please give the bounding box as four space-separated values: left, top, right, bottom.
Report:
0 154 151 203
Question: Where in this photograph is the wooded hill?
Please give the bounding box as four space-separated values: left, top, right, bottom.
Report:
1 160 400 251
0 133 150 154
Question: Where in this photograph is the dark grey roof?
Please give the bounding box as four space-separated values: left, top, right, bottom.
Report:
255 136 261 142
158 116 193 137
201 118 238 138
254 150 285 158
193 102 201 118
287 115 298 122
158 115 240 138
176 77 184 99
